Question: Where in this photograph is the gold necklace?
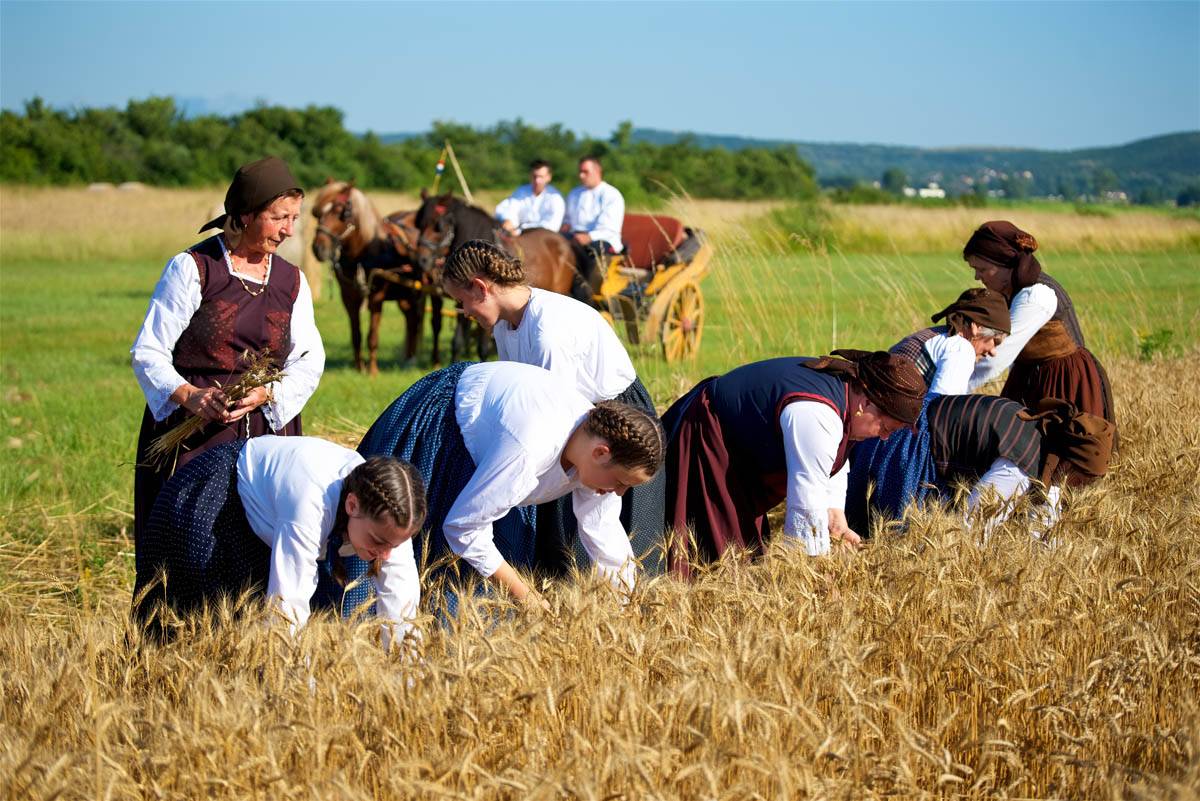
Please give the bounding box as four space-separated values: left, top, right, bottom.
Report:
235 270 268 297
228 254 270 297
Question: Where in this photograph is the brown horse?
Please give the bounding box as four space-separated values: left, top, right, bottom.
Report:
312 182 446 373
413 191 581 359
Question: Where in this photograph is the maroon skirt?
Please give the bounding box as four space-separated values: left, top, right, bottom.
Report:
1001 347 1116 426
664 381 787 579
132 404 301 552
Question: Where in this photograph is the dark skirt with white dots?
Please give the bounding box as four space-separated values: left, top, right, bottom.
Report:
132 439 269 635
311 362 536 618
534 375 667 578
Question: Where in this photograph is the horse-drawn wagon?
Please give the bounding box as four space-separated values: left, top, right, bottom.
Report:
596 213 711 362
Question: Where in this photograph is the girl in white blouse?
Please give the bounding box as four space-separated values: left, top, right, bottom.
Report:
352 361 664 610
133 436 424 647
440 240 666 576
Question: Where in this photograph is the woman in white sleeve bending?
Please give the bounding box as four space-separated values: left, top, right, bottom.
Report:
130 157 325 561
133 436 425 648
440 240 666 575
963 221 1115 427
338 361 664 613
889 288 1010 395
661 350 927 578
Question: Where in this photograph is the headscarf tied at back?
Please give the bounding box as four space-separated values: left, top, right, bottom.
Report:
1019 398 1115 487
804 349 927 425
962 220 1042 298
199 156 303 233
930 287 1012 334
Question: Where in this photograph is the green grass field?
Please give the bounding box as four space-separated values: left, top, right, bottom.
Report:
1 245 1197 514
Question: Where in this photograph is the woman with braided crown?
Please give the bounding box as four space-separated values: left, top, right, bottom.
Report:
441 239 666 575
662 350 926 577
336 361 663 611
133 436 426 649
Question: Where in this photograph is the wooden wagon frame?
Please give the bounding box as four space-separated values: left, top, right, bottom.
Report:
597 213 712 361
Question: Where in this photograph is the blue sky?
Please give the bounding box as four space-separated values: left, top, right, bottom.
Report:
2 1 1198 150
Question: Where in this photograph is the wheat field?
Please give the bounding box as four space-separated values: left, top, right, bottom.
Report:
1 187 1199 799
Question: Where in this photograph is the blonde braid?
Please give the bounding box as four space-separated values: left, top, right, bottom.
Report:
443 239 526 287
583 401 665 474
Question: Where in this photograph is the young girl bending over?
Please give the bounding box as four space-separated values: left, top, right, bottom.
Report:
441 239 666 574
350 361 664 609
134 435 425 646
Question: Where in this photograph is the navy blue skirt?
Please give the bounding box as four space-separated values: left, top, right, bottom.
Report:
535 376 667 577
846 396 941 536
132 439 268 632
312 362 535 618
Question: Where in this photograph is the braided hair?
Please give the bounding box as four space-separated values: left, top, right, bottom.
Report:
581 401 665 475
443 239 526 288
331 457 427 582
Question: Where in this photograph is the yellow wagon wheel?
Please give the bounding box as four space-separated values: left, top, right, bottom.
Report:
660 280 704 361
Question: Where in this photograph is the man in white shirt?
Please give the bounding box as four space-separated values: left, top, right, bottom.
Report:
562 155 625 307
495 159 565 234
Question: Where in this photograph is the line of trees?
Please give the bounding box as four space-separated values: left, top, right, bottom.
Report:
0 98 820 204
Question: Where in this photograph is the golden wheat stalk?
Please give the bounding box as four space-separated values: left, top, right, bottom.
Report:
144 349 290 466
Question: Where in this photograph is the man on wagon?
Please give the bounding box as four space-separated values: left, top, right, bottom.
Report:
495 159 565 235
562 155 625 306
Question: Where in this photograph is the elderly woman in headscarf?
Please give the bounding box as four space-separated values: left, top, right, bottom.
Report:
662 350 927 577
890 288 1010 395
130 156 325 554
847 394 1114 539
963 221 1115 425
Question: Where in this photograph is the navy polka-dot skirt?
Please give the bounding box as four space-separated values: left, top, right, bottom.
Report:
311 362 536 618
535 375 667 577
132 439 269 632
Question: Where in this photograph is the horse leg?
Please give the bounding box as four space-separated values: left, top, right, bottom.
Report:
430 293 444 367
402 291 423 368
340 280 365 372
367 291 384 377
451 313 467 362
476 322 493 361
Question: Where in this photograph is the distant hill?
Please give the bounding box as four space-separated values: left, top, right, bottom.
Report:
631 128 1200 201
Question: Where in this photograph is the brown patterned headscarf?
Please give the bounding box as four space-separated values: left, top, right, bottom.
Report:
200 156 303 233
962 221 1042 298
804 349 927 424
1020 398 1115 487
931 287 1012 334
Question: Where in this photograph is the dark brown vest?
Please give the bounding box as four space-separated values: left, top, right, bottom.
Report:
1036 273 1085 348
172 235 301 386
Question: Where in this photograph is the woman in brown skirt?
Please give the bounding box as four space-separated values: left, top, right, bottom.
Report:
130 157 325 554
662 350 926 577
964 221 1115 426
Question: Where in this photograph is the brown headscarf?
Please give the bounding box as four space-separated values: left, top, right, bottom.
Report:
1019 398 1115 487
199 156 303 233
804 349 927 424
931 287 1012 334
962 220 1042 297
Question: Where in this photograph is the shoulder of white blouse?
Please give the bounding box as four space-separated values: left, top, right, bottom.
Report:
1015 282 1058 312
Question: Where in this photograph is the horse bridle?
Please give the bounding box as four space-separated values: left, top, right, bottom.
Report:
316 195 358 256
417 205 456 266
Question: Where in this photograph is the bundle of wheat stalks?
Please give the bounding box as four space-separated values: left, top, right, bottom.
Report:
145 349 287 465
1 355 1198 800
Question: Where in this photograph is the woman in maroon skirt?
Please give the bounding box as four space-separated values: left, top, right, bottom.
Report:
130 157 325 555
662 350 926 578
964 221 1115 426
